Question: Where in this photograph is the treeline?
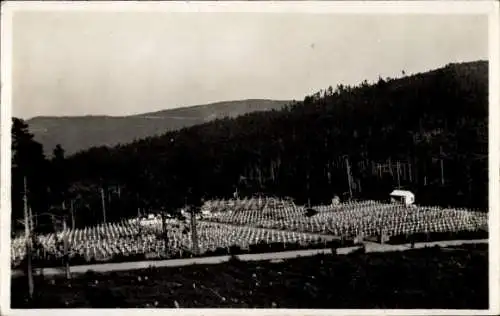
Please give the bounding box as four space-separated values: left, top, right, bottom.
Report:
11 61 488 231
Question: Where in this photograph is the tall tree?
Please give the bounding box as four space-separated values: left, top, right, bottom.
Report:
50 144 67 207
11 118 48 230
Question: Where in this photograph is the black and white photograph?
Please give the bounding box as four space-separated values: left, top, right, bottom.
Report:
1 1 499 314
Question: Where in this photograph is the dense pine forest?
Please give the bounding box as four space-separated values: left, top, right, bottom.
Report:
11 60 488 232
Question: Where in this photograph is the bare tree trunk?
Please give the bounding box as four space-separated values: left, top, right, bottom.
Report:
190 207 199 256
28 207 34 233
63 220 71 280
23 177 34 299
270 160 275 183
100 187 107 224
108 187 112 205
414 155 419 185
396 161 401 188
327 160 332 186
306 169 311 207
161 211 168 254
257 164 263 191
345 156 353 199
70 200 75 230
409 161 413 182
440 146 445 186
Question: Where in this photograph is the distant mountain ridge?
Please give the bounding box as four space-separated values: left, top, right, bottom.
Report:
26 99 291 156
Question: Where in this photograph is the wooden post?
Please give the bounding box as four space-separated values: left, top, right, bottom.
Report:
23 177 34 299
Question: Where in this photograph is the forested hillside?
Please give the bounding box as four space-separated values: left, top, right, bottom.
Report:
27 99 290 156
12 60 488 230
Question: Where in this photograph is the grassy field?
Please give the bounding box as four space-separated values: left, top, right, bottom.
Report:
11 243 488 309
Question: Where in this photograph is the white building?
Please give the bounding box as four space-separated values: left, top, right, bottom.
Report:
390 190 415 205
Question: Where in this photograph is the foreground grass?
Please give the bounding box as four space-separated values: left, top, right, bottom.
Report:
11 243 488 309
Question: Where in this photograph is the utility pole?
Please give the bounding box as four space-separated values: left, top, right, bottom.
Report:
23 176 34 299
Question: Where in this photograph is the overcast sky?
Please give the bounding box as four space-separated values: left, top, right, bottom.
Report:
12 12 488 119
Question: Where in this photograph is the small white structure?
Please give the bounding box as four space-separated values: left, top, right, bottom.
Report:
331 196 340 205
390 190 415 205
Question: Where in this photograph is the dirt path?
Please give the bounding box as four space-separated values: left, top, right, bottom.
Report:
11 238 487 278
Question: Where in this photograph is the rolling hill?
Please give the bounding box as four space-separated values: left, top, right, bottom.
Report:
26 99 291 156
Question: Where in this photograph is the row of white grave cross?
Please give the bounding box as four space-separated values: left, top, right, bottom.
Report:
11 199 487 266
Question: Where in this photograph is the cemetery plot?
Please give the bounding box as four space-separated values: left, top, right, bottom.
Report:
11 199 487 269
